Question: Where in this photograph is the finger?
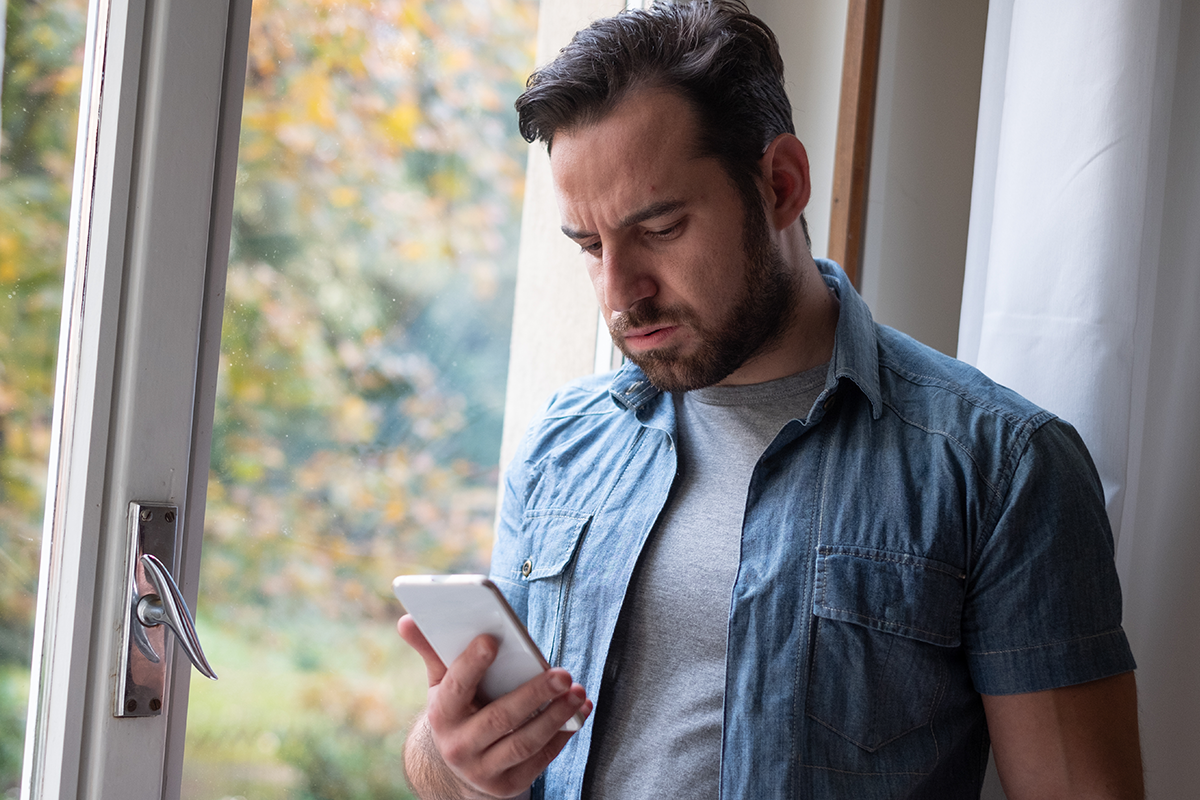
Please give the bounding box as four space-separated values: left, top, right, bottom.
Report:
459 672 589 784
482 689 594 796
483 683 591 771
456 665 575 744
506 725 586 787
434 673 590 797
434 634 500 723
397 615 448 686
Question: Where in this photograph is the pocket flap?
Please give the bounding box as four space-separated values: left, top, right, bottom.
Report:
520 509 591 580
813 546 965 647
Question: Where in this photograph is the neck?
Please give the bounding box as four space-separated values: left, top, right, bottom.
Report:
718 229 839 387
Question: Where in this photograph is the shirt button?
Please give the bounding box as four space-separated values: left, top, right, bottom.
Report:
521 559 533 577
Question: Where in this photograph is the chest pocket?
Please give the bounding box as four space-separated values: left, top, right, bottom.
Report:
517 509 591 666
806 545 966 752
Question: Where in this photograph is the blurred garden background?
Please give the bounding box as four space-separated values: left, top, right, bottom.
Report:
1 0 538 796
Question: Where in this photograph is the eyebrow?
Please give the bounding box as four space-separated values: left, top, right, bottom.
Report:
561 199 687 241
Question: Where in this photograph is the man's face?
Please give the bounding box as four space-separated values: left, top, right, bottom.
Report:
550 89 798 393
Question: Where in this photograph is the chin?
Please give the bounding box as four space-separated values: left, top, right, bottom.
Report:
633 358 735 394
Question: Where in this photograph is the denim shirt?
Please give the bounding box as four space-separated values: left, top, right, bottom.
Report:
491 260 1135 799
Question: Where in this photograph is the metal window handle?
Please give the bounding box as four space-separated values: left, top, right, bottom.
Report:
118 501 217 718
137 553 218 680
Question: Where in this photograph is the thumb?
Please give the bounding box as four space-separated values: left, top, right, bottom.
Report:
398 614 448 686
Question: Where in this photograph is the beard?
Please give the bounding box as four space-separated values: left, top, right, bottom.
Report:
607 200 799 393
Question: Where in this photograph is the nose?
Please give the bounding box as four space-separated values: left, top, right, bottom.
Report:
595 244 656 314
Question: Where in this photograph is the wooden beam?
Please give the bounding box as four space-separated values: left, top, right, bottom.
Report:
827 0 884 288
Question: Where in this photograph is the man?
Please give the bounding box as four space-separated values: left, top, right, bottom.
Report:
399 2 1143 798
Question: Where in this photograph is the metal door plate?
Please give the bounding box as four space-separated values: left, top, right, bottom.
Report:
116 501 178 717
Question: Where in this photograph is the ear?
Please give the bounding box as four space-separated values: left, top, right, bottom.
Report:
760 133 811 231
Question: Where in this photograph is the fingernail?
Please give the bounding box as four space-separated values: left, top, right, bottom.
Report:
549 673 570 693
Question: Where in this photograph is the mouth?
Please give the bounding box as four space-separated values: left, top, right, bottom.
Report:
621 324 679 352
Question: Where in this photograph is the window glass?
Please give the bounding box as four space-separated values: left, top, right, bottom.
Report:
0 0 88 792
182 0 537 797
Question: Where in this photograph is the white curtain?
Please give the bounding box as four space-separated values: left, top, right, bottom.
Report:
960 1 1200 796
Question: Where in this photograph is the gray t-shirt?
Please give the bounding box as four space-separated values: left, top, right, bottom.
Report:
584 365 827 799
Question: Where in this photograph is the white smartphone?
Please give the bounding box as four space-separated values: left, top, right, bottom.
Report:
393 573 583 732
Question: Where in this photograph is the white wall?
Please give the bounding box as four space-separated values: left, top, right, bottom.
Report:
859 0 989 357
762 0 990 359
751 0 848 262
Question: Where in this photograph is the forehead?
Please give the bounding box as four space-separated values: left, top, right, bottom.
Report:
549 89 713 225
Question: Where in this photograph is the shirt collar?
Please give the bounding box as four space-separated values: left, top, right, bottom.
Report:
609 363 659 412
608 258 883 420
817 258 883 420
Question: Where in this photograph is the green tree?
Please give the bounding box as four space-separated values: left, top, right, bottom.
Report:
202 0 537 630
188 0 538 797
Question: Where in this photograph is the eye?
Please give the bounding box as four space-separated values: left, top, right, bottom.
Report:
646 220 684 241
578 240 602 256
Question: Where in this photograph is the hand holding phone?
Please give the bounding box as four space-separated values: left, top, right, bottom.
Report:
393 574 585 732
396 597 590 800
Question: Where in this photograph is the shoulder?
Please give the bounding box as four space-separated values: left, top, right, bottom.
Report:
538 370 620 420
520 371 628 454
506 367 658 487
860 324 1107 520
873 324 1060 447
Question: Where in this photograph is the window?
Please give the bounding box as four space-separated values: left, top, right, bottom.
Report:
181 1 537 795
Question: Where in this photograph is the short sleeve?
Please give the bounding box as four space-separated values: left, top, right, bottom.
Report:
963 418 1136 695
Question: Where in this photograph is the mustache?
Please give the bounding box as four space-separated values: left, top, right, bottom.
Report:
608 303 692 335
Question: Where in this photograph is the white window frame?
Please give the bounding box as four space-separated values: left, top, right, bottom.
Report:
20 0 251 795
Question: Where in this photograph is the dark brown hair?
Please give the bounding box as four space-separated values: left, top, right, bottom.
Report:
515 0 801 239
